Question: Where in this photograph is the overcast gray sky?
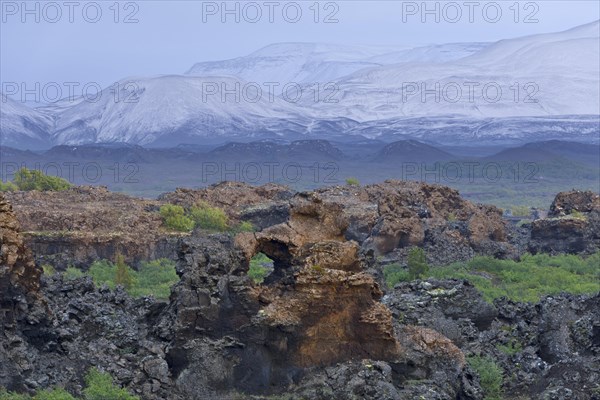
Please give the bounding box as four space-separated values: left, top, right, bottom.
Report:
1 1 599 91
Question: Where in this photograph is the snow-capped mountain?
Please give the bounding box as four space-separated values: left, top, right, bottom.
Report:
305 20 600 121
185 43 404 86
367 42 489 64
1 22 598 148
0 93 53 149
51 75 312 145
185 42 489 87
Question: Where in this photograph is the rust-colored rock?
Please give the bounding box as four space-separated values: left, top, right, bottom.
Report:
158 181 293 220
4 186 180 268
548 190 600 217
0 193 45 328
530 190 600 254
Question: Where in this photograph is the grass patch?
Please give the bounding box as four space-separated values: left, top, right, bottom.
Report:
384 252 600 303
0 367 138 400
468 355 503 400
496 339 523 356
63 267 85 281
248 253 273 284
72 258 178 300
345 177 360 186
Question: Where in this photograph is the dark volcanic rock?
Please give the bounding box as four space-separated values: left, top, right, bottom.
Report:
529 190 600 255
2 183 598 399
384 279 600 399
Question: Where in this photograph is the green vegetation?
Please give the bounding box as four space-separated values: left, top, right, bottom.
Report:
383 263 410 288
510 206 531 217
496 339 523 356
0 181 18 192
114 254 133 290
63 267 84 280
0 388 76 400
82 368 139 400
468 355 503 400
0 168 71 192
447 212 457 222
42 264 56 276
159 204 195 232
248 253 273 284
189 201 229 232
407 247 429 280
160 202 253 234
128 258 179 298
0 368 138 400
233 221 255 233
345 177 360 186
79 258 178 299
384 252 600 303
311 264 325 275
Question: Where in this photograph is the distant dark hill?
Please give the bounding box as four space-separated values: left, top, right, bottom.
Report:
44 144 156 163
0 146 40 159
209 139 345 161
524 140 600 166
286 140 345 161
487 140 600 166
373 140 455 163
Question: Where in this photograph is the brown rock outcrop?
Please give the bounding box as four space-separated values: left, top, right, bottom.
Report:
549 190 600 217
5 186 179 268
0 193 45 328
530 190 600 254
158 181 293 221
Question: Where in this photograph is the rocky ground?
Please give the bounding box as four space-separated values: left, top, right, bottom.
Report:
1 182 599 399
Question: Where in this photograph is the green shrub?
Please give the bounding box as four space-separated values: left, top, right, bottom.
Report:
0 369 137 400
447 212 457 222
85 258 177 299
496 339 523 356
114 254 134 290
0 387 77 400
189 201 229 232
128 259 179 299
88 260 117 289
63 267 84 280
42 264 56 276
570 210 586 220
234 221 255 233
248 253 272 284
383 263 411 288
468 355 503 400
345 177 360 186
407 247 429 280
0 388 31 399
311 264 325 275
511 206 531 217
159 204 194 232
0 181 18 192
83 368 139 400
12 168 71 191
33 389 77 400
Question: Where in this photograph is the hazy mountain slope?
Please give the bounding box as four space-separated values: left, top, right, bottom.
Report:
307 21 600 121
0 94 53 149
186 43 401 85
368 42 489 64
50 75 310 145
374 140 455 163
